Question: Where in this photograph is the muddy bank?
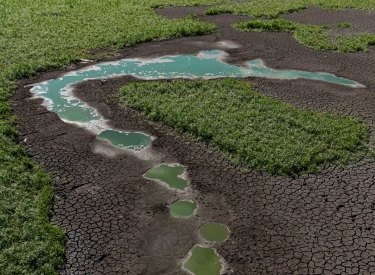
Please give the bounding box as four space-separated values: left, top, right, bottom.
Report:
12 7 375 275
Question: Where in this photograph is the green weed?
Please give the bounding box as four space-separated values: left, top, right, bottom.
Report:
119 79 369 176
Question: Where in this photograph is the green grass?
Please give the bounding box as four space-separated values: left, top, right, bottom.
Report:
119 79 369 176
233 19 375 52
0 129 65 274
204 0 375 18
1 0 375 273
205 2 307 18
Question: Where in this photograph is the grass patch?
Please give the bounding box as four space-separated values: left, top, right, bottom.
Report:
204 6 236 15
336 22 353 28
119 79 369 176
233 19 375 52
204 0 375 18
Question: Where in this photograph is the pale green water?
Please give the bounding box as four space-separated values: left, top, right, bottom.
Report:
96 130 151 150
184 246 222 275
170 200 197 218
30 49 362 149
200 223 229 243
144 164 188 190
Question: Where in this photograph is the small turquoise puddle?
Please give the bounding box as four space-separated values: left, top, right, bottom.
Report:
170 200 197 218
30 49 363 149
184 246 222 275
96 130 151 150
144 164 188 190
200 223 229 243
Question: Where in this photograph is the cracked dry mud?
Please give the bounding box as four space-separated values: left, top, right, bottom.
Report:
12 6 375 275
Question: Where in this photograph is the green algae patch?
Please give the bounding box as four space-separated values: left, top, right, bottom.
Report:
145 164 188 190
183 246 222 275
200 223 229 243
170 200 197 218
120 79 369 176
97 130 151 150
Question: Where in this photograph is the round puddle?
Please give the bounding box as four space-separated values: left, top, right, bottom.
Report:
199 223 229 243
96 129 151 150
170 200 197 218
144 164 188 190
183 245 222 275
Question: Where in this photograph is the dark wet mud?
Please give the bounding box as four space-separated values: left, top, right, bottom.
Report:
12 6 375 275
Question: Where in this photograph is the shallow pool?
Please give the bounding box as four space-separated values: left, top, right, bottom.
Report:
30 49 362 150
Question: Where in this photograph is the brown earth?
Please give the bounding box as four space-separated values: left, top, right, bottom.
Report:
12 6 375 275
